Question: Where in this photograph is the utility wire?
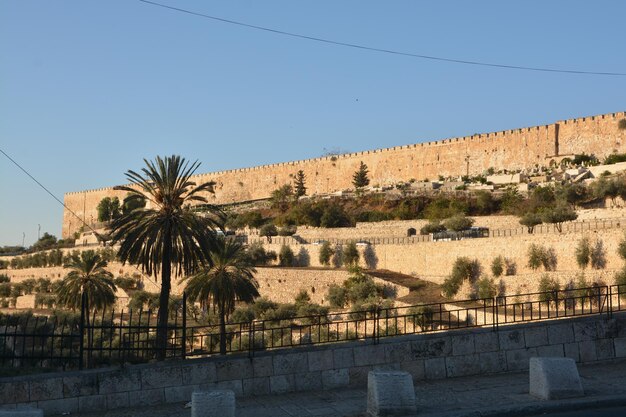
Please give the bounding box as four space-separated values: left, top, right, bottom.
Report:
138 0 626 77
0 147 162 289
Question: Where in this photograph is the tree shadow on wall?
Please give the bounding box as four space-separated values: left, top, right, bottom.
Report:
364 245 378 269
297 247 310 267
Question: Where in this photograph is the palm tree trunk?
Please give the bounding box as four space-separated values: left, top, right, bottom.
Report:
156 232 172 361
219 304 227 355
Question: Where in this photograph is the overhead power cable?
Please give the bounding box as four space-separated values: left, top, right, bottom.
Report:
138 0 626 77
0 147 162 289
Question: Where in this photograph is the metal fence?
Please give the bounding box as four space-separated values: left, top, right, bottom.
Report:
1 284 624 371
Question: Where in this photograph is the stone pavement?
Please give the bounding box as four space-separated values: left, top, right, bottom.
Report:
70 359 626 417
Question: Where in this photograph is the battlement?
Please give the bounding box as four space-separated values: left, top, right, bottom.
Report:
62 110 626 238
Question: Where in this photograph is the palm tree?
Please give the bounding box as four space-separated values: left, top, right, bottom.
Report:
56 250 117 318
183 238 260 355
108 155 223 360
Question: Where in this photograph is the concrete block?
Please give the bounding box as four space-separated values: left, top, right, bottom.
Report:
182 362 217 385
164 385 198 403
548 324 575 345
295 371 323 391
354 344 387 366
252 356 273 377
308 350 334 372
479 351 507 374
141 365 182 389
367 371 416 417
333 348 355 368
384 341 412 363
0 409 43 417
445 354 480 377
451 334 475 356
411 337 451 358
37 397 79 415
506 348 538 371
273 352 308 375
499 330 525 350
269 374 295 394
474 332 499 353
322 369 350 389
136 388 165 406
536 344 564 358
216 358 253 381
424 358 446 380
529 357 584 400
63 373 98 397
242 377 270 396
78 395 107 413
191 390 235 417
30 377 63 401
525 327 549 347
98 370 141 394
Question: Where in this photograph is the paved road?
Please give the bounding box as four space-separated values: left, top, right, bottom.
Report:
71 359 626 417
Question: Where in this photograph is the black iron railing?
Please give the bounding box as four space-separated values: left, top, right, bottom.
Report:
0 284 623 371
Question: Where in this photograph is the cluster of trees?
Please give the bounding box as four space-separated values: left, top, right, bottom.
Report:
96 195 146 223
325 267 395 318
8 248 116 270
441 256 512 300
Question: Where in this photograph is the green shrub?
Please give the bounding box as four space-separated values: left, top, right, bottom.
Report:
279 245 295 267
407 305 435 330
319 241 334 266
604 153 626 165
527 244 557 271
277 226 296 236
575 237 591 269
0 274 9 283
442 257 481 298
519 212 542 233
590 239 607 269
246 242 277 266
491 256 504 277
420 222 445 235
538 275 560 302
443 214 474 232
252 297 278 318
326 284 347 308
230 305 255 323
618 233 626 261
343 242 359 266
259 223 278 238
619 119 626 130
476 277 496 299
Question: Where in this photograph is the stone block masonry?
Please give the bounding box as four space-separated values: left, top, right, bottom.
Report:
62 111 626 238
3 313 626 415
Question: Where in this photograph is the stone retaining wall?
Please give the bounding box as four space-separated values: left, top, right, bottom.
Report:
3 313 626 415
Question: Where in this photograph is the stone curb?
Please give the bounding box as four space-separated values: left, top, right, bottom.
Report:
423 394 626 417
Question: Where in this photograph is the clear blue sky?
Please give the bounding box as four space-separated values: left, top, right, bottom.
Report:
1 0 625 246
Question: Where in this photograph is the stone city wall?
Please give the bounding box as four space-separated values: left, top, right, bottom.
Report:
2 313 626 415
61 112 626 238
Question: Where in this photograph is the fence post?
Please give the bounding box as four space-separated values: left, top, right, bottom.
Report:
181 292 187 360
79 291 86 370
